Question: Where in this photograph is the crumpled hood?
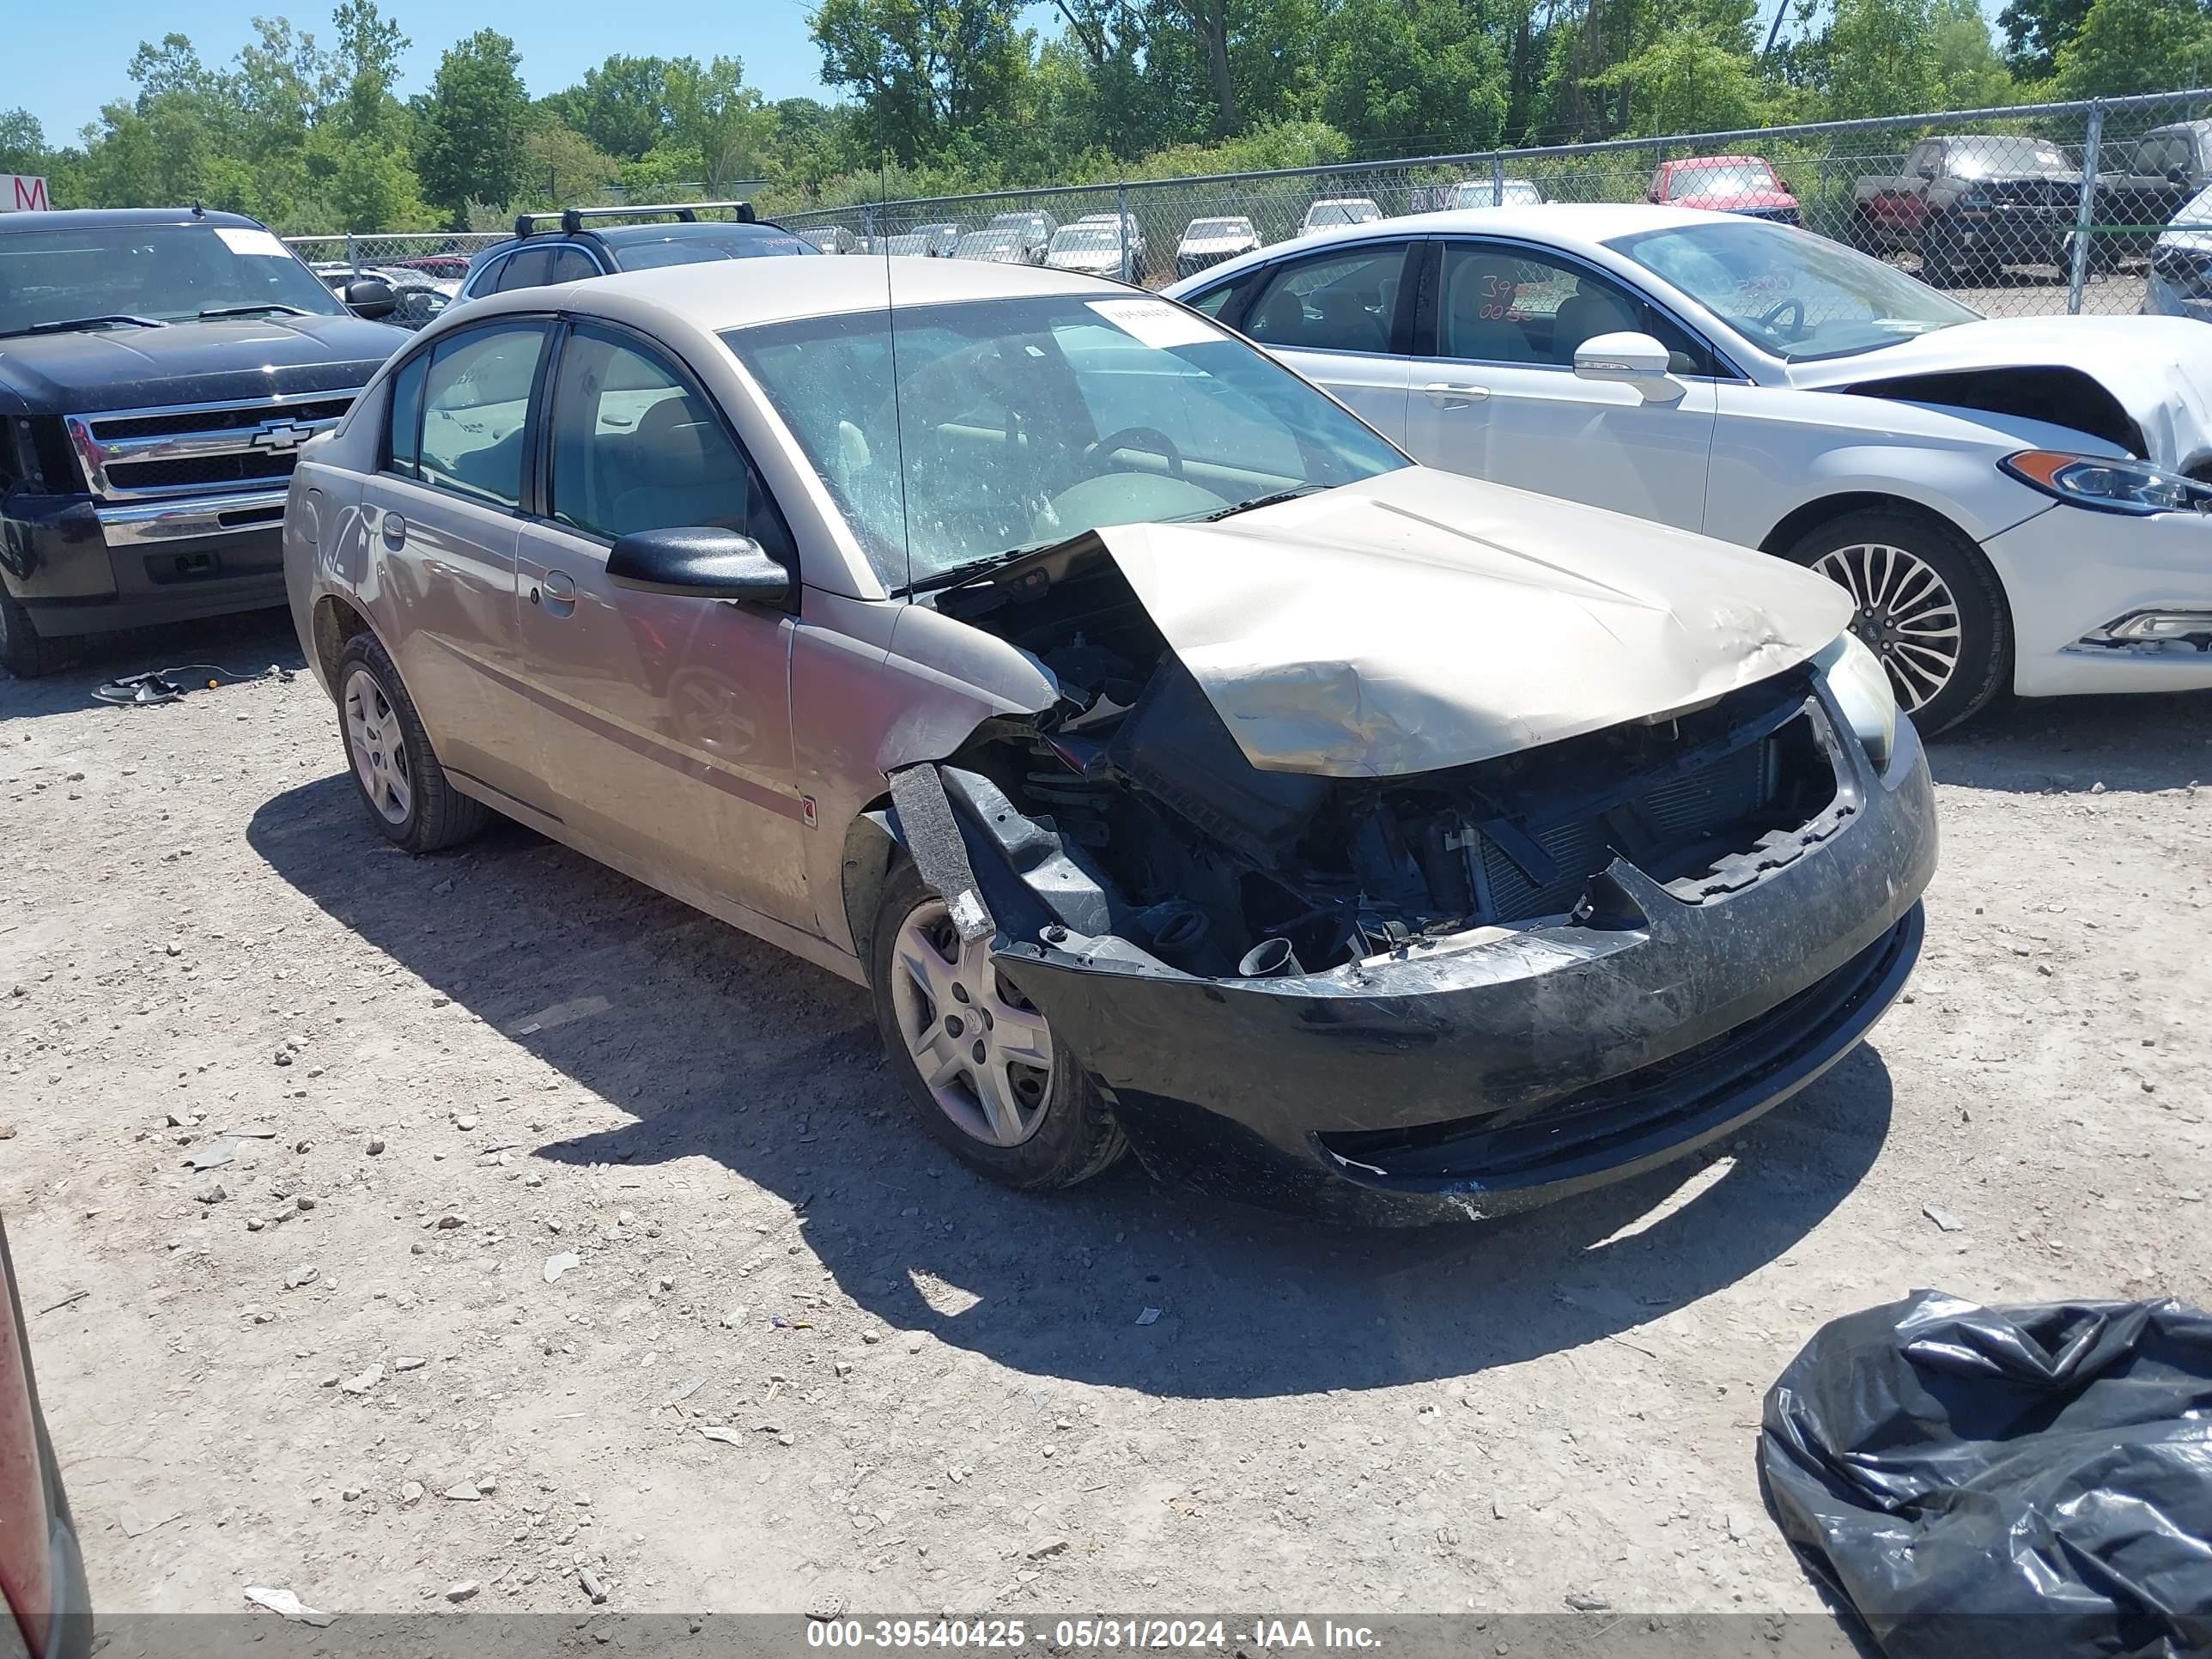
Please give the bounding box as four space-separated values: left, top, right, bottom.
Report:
1785 317 2212 470
1095 466 1850 778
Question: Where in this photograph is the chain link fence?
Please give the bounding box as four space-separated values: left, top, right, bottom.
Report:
758 88 2212 321
283 232 509 329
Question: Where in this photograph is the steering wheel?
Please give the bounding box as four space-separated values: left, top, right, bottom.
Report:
1084 424 1186 480
1758 297 1807 340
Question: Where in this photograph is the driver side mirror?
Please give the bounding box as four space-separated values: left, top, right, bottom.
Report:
607 526 789 605
1574 331 1682 401
2169 164 2190 185
343 277 398 319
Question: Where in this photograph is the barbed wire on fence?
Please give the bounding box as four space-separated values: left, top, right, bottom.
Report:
290 88 2212 326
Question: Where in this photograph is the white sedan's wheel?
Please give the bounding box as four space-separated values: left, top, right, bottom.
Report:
1810 542 1965 715
343 665 414 825
1784 507 2009 736
888 897 1054 1147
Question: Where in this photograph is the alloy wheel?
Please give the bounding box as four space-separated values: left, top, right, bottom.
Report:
1810 542 1964 714
888 898 1054 1146
342 665 414 825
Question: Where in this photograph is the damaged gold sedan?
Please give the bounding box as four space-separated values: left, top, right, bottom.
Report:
283 256 1935 1224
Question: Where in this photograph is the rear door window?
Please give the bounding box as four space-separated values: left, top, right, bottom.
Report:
543 246 601 284
1242 244 1414 356
383 351 428 478
494 247 554 292
418 321 550 509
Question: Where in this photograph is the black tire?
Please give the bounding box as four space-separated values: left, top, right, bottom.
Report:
333 629 489 853
1781 506 2011 737
1919 216 1989 287
869 859 1125 1192
0 586 79 679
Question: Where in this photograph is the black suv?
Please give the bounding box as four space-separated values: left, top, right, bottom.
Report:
456 202 816 302
0 208 407 676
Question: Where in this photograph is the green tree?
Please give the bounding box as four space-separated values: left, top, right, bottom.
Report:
521 113 621 206
1998 0 2095 77
811 0 1029 165
0 109 52 174
413 27 530 225
1319 0 1509 152
547 54 674 159
2057 0 2212 92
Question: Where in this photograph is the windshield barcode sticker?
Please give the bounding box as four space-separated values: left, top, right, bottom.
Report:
215 227 292 258
1087 298 1221 350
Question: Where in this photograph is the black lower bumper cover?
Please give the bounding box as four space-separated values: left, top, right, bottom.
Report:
994 716 1937 1224
2 491 287 638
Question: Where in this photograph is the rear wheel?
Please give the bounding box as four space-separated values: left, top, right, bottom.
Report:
1782 507 2010 736
334 631 489 853
0 586 78 679
870 860 1125 1191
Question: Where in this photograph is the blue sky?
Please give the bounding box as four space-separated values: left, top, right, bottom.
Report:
14 0 842 146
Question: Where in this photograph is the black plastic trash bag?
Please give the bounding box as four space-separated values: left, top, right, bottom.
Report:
1760 1290 2212 1658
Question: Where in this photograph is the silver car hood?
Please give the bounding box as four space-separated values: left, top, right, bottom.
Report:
1784 317 2212 469
1094 467 1850 778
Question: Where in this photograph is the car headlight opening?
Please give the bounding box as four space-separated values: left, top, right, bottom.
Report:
2002 449 2212 516
1817 630 1899 769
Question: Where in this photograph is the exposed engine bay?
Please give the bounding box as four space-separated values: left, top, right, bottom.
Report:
933 544 1847 978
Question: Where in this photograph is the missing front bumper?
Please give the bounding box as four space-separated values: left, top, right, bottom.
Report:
991 718 1936 1224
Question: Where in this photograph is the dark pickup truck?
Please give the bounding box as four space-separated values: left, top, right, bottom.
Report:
1852 135 2087 284
0 208 407 676
1852 125 2212 284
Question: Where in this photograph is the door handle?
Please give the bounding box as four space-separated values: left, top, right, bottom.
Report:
1424 381 1489 408
380 513 407 548
535 568 578 617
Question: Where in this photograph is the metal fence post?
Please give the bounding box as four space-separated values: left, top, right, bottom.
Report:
1492 150 1506 202
2067 99 2105 315
345 232 357 279
1117 181 1131 283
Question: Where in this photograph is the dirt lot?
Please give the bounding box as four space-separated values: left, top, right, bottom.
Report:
3 611 2209 1626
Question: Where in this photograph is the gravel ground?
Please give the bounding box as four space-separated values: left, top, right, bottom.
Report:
4 611 2209 1626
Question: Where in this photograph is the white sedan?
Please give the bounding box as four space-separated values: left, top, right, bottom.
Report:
1165 204 2212 732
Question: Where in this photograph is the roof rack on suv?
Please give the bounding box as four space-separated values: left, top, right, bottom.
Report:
511 201 759 238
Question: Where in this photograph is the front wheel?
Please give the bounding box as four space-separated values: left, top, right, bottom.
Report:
1782 507 2011 736
0 586 78 679
869 860 1125 1191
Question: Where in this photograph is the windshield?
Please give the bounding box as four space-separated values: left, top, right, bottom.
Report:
1609 218 1978 361
725 292 1406 591
1307 201 1380 226
956 231 1024 258
1954 138 2071 176
1667 161 1780 197
0 222 345 336
611 229 817 270
1186 218 1253 240
1048 227 1121 253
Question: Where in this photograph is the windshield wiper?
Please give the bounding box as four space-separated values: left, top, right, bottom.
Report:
1193 483 1328 522
902 531 1093 596
1 314 168 338
198 302 311 319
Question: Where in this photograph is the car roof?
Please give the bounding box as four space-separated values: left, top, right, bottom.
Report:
1164 202 1740 289
0 207 270 232
450 249 1121 335
1666 155 1767 167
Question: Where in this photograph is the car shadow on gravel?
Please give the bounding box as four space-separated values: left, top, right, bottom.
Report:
251 769 1896 1401
1923 687 2212 795
0 607 303 721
